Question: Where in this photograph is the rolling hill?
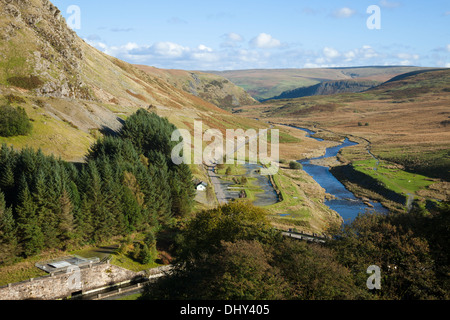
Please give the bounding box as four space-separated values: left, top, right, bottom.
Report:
236 68 450 182
0 0 265 162
211 66 433 101
135 65 257 111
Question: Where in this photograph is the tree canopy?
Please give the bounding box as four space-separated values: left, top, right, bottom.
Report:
0 109 195 262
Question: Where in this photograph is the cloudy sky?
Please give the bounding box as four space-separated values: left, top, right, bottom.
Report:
53 0 450 70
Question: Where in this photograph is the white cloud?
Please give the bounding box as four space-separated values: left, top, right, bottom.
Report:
198 44 213 52
360 45 379 59
344 51 356 61
447 44 450 52
221 33 245 48
399 60 412 66
397 53 419 61
227 32 244 42
332 7 356 18
151 42 189 58
84 36 435 71
250 33 281 49
323 47 340 59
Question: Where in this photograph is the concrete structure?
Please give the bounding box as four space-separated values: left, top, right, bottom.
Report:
0 261 169 300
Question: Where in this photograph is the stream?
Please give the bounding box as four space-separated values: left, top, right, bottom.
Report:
294 127 388 223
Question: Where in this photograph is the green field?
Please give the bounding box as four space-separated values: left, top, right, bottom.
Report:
352 159 435 197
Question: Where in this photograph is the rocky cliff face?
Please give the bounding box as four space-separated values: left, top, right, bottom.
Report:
0 0 88 99
0 0 236 113
268 80 381 100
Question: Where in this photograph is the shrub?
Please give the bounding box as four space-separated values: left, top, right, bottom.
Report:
5 94 26 104
0 105 32 137
7 76 43 90
289 161 302 170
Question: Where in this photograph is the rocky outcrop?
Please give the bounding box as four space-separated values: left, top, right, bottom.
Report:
267 80 381 101
0 0 88 99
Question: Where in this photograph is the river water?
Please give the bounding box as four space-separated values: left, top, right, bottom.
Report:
213 126 387 222
295 127 388 223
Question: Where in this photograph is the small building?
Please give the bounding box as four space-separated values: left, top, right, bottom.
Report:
196 182 208 191
35 255 100 274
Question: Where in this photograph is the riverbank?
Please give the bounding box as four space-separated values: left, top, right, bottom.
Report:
280 124 444 215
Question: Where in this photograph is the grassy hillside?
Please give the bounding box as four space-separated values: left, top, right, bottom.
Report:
268 79 381 100
0 0 242 162
0 0 372 239
234 68 450 208
212 66 432 101
135 65 257 111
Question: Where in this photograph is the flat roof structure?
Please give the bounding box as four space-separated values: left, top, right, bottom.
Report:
36 255 100 274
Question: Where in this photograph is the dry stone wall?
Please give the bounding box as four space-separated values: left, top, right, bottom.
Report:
0 262 146 300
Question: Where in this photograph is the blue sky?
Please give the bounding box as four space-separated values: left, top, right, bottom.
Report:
52 0 450 70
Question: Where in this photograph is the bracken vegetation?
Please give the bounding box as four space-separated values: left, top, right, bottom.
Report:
6 76 44 90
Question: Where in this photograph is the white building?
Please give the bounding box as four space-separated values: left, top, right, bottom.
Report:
196 182 208 191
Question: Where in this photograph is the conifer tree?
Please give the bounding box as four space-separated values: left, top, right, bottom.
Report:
15 176 44 257
31 169 58 248
0 192 18 264
58 189 74 248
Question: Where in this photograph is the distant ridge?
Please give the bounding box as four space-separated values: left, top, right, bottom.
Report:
382 68 449 84
265 79 381 101
210 66 432 100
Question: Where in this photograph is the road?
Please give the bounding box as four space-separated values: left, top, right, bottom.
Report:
207 165 229 204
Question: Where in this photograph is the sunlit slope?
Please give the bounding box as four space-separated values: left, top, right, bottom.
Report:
237 68 450 182
135 65 257 111
212 66 432 100
0 0 260 161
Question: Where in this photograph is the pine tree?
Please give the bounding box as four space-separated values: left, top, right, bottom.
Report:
0 192 18 264
74 195 94 244
97 158 122 238
32 169 59 249
0 159 14 193
122 171 145 232
58 189 74 248
15 177 44 257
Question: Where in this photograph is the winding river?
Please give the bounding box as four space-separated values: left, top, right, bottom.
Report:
295 127 388 222
210 126 387 223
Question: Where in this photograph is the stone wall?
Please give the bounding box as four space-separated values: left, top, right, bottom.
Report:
0 262 146 300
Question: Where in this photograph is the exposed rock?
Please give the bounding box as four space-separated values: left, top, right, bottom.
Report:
268 80 381 101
